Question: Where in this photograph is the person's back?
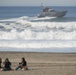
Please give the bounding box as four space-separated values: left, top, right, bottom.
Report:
4 61 11 69
0 58 2 69
3 58 12 71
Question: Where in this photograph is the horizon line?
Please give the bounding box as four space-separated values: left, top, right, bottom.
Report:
0 5 76 7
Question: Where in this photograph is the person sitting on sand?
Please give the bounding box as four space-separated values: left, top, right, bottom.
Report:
16 57 28 70
0 58 2 70
2 58 12 71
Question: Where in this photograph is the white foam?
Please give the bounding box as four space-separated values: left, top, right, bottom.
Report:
0 16 76 52
31 16 56 21
0 40 76 48
0 19 76 40
0 16 30 22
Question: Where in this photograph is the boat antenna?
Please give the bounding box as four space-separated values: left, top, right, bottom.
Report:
41 3 44 9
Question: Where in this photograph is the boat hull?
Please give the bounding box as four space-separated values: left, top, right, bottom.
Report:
38 11 67 18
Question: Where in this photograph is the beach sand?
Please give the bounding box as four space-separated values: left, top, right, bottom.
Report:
0 52 76 75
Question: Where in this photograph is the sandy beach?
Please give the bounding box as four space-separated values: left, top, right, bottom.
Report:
0 52 76 75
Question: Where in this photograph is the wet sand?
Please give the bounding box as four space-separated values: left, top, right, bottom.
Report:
0 52 76 75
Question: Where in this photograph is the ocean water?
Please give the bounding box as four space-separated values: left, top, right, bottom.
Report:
0 6 76 52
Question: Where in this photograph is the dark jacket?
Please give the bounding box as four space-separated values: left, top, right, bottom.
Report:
0 61 2 68
4 61 11 69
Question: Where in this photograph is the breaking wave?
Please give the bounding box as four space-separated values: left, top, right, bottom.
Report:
0 16 76 40
0 16 76 51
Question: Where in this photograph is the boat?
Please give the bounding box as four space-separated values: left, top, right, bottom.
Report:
37 7 67 18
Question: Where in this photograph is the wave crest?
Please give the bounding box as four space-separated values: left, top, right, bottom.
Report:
0 16 76 40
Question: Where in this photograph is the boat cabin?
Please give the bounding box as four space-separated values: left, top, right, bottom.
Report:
43 7 55 12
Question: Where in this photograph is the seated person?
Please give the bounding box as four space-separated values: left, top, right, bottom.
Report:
2 58 12 71
0 58 2 70
16 57 28 70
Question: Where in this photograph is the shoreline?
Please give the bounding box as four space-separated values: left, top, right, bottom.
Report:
0 46 76 53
